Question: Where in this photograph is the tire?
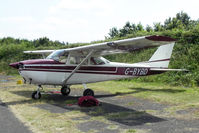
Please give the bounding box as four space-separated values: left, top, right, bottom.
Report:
32 91 41 99
61 86 71 96
83 89 94 96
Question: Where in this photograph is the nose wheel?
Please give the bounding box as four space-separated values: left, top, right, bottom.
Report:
32 91 41 99
32 85 42 99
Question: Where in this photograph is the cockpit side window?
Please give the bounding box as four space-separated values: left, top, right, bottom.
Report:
47 51 109 65
59 53 68 63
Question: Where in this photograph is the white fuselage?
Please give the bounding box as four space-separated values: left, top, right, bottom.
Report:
19 61 151 86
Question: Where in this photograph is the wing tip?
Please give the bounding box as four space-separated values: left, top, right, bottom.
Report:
23 51 31 53
146 35 176 42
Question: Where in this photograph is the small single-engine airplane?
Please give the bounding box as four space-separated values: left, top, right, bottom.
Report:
9 35 186 99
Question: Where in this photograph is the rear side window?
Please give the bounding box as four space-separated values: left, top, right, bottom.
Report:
90 57 105 65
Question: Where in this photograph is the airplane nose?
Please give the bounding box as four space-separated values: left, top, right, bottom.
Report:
9 62 19 69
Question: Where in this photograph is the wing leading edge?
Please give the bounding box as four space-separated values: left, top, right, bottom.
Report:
24 50 55 54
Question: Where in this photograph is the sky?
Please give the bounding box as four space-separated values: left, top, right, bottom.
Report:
0 0 199 43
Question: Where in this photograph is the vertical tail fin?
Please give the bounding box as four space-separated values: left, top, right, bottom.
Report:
146 43 175 68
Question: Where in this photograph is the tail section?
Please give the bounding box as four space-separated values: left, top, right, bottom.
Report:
142 43 175 68
137 43 188 72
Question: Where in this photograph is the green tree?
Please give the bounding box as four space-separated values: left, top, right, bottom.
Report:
108 27 119 38
146 25 153 32
123 21 132 32
137 23 144 31
164 11 191 30
119 21 134 37
153 22 164 31
176 11 190 27
132 23 137 32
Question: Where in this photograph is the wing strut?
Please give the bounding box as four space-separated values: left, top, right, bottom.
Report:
62 50 94 85
42 54 46 59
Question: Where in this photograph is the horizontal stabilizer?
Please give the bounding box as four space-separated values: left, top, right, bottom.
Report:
150 68 189 72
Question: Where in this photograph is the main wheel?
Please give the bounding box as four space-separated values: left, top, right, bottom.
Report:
83 89 94 96
32 91 41 99
61 86 71 96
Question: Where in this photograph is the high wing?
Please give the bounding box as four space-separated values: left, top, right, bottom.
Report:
24 35 176 56
24 50 55 58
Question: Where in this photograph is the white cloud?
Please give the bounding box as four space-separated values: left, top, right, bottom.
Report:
0 16 34 23
49 0 110 14
45 0 126 42
0 0 136 42
1 0 199 43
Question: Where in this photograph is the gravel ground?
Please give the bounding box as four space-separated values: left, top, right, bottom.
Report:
33 89 199 133
0 100 32 133
0 75 32 133
1 75 199 133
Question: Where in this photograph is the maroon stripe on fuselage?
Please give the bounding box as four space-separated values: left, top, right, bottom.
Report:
21 66 166 76
21 69 117 75
24 65 117 72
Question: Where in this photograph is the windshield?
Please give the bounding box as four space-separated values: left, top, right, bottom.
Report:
46 50 66 61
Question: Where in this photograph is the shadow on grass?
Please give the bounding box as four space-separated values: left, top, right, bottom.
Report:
128 87 186 94
7 90 167 127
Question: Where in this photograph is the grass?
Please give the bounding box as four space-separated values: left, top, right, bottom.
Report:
72 80 199 120
0 76 199 133
72 80 199 106
105 111 145 120
0 79 82 133
125 129 136 133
